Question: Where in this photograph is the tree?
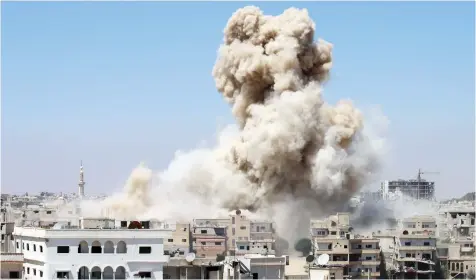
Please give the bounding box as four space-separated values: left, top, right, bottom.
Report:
128 221 142 229
294 238 312 257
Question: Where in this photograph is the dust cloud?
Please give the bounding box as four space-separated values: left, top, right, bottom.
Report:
99 6 387 246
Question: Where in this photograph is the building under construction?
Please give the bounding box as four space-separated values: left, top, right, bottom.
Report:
381 179 435 200
380 169 438 201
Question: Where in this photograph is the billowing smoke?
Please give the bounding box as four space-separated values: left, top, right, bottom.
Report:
100 6 386 246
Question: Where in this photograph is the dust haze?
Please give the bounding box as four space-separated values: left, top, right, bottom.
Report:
94 6 388 248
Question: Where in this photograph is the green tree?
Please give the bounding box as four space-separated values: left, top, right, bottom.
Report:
294 238 312 257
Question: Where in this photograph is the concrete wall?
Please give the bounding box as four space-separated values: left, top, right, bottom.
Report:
1 262 23 279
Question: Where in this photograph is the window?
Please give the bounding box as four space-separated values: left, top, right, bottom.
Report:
201 242 206 245
240 226 246 230
33 210 39 214
22 243 24 249
168 239 174 242
330 231 337 235
57 246 70 253
183 228 187 231
27 244 29 251
366 256 372 260
423 242 430 246
33 269 36 276
239 246 245 250
138 272 152 278
182 239 187 242
215 242 222 245
40 271 43 277
264 245 268 249
232 228 236 235
201 230 207 234
34 244 36 251
121 221 127 227
9 271 20 279
404 242 411 246
365 244 372 248
27 268 30 274
16 241 19 249
40 246 43 252
139 246 152 254
46 211 52 214
56 272 68 278
343 245 347 248
232 239 235 246
406 253 411 257
179 251 184 255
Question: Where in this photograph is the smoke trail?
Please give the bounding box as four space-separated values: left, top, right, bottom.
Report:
100 6 386 245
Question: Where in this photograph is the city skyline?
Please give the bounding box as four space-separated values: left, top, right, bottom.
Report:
2 1 474 199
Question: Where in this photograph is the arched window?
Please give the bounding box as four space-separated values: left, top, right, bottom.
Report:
115 266 126 279
91 266 101 279
78 241 89 254
91 241 102 254
104 241 114 254
103 266 114 279
116 241 127 254
78 266 89 279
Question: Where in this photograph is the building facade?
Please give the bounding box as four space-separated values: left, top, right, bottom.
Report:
13 218 173 279
310 213 381 279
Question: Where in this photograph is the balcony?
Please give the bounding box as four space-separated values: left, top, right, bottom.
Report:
399 246 436 251
361 260 381 265
328 260 349 265
461 247 474 253
361 249 380 254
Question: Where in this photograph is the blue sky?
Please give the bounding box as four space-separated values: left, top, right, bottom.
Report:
2 1 474 199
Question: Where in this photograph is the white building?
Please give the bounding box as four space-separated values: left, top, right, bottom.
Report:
13 218 173 279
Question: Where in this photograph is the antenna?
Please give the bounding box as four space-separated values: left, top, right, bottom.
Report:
317 254 330 266
305 255 315 263
185 252 196 263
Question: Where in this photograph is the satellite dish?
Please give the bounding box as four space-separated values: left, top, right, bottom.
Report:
305 255 315 263
317 254 330 265
185 252 196 263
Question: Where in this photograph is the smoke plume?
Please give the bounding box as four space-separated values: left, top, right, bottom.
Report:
100 6 385 245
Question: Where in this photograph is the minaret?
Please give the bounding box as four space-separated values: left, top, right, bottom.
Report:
78 160 85 198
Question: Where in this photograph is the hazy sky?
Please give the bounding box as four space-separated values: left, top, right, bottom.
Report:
2 2 474 199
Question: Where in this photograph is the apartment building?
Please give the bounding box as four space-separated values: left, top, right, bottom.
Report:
396 215 437 279
437 205 476 278
164 222 192 257
193 210 276 258
310 213 381 279
193 218 229 259
13 218 173 279
1 252 23 279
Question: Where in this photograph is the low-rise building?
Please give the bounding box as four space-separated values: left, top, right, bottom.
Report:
310 213 381 279
395 215 437 279
1 252 23 279
13 217 173 279
164 222 192 257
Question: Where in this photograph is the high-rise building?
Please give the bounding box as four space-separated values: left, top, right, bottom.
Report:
381 179 435 201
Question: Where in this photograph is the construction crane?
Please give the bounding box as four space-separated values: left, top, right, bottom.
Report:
417 168 440 200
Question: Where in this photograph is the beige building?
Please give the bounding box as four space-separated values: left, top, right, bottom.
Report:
0 252 23 279
395 215 437 279
310 213 381 279
192 210 276 258
309 266 344 280
164 222 193 257
193 218 229 258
